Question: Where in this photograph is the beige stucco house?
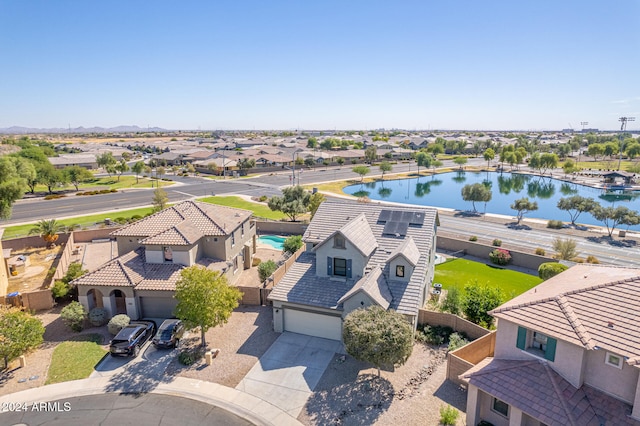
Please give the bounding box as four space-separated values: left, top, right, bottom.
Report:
464 264 640 426
268 198 438 341
73 201 255 319
0 229 9 297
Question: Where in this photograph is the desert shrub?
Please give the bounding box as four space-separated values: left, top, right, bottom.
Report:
447 332 469 352
469 235 478 242
108 314 130 335
178 347 205 365
62 262 88 284
535 247 546 256
553 237 579 260
60 301 87 332
110 189 117 192
252 257 262 267
439 405 459 426
88 307 109 327
114 217 128 224
538 262 569 280
492 239 502 247
46 267 57 279
547 219 564 229
586 255 600 264
258 260 277 283
415 324 455 345
51 280 70 300
282 235 303 254
258 195 268 202
44 194 65 200
489 248 511 265
440 287 461 316
130 215 142 221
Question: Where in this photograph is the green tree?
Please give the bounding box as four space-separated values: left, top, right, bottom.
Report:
114 159 129 181
463 284 503 328
557 196 597 225
174 266 242 348
483 148 495 168
562 159 579 175
96 151 117 171
591 205 637 238
342 306 413 376
0 306 45 368
539 153 559 174
152 187 169 212
461 183 492 213
29 219 65 248
379 161 392 179
429 143 445 157
267 185 311 221
308 192 325 219
587 143 604 161
258 260 278 282
538 263 569 280
307 137 318 148
131 161 145 184
63 165 93 191
415 151 431 176
603 141 619 159
352 165 370 182
39 166 67 194
238 158 256 173
336 157 345 167
625 142 640 160
510 197 538 224
282 235 303 254
0 156 27 219
552 237 579 260
60 301 87 332
304 157 315 168
364 146 377 164
453 156 467 169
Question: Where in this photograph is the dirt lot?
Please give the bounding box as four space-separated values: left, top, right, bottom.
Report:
7 246 64 294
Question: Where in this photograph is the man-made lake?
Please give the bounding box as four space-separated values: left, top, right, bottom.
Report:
343 171 640 230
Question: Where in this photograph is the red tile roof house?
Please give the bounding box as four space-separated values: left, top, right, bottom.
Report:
268 198 439 341
463 264 640 426
72 201 255 319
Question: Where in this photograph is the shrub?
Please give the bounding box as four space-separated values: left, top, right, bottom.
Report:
439 404 459 426
552 237 579 260
108 314 130 335
586 255 600 264
282 235 303 254
51 280 70 300
538 262 569 280
258 195 268 202
252 257 262 267
547 219 564 229
63 262 88 284
178 347 205 365
46 267 57 279
447 332 469 352
440 287 461 316
60 301 87 332
489 248 511 265
88 307 109 327
492 239 502 247
415 324 454 345
469 235 478 242
535 247 546 256
130 215 142 221
258 260 278 283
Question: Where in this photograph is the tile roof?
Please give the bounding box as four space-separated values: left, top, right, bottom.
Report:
337 266 392 309
464 358 638 426
312 213 378 257
387 236 420 266
271 199 438 316
111 200 252 238
490 264 640 363
139 220 204 246
72 248 227 292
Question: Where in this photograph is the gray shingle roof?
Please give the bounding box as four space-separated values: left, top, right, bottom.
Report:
491 264 640 364
271 199 438 316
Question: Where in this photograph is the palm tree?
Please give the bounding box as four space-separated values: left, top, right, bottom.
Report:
29 219 65 248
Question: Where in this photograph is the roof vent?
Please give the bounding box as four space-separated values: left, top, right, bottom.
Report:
608 321 615 328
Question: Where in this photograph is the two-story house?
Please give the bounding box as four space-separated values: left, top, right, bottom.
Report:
73 200 255 319
464 264 640 426
268 198 438 341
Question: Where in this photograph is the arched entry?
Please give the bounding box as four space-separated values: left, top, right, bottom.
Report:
110 289 127 315
86 289 104 311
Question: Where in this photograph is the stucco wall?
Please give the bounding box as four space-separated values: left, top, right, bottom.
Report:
389 256 413 282
342 292 375 316
115 236 141 256
256 220 306 236
0 232 9 297
584 348 639 404
314 237 365 279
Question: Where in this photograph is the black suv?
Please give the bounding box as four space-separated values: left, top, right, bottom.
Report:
152 319 185 349
109 321 156 357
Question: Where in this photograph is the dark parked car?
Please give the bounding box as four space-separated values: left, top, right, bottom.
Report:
152 319 185 349
109 321 156 357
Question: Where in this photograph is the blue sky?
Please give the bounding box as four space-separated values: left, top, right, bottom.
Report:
1 1 638 131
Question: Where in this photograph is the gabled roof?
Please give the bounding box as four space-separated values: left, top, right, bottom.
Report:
312 213 377 257
337 266 392 309
139 220 204 246
386 236 420 266
464 358 636 426
111 200 251 239
491 264 640 364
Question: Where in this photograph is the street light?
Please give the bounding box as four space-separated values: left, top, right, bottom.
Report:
292 152 299 186
618 117 636 170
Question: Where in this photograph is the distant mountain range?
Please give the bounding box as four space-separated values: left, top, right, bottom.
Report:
0 125 168 134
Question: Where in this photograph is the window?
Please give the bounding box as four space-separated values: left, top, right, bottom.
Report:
241 224 244 238
334 258 347 276
163 247 173 262
605 352 623 369
396 265 405 277
516 327 557 362
231 232 235 247
334 235 345 249
492 398 509 417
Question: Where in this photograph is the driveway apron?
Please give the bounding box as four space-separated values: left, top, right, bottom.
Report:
236 332 344 417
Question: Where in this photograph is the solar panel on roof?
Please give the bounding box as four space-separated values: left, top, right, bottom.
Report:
380 209 424 226
378 210 392 222
383 221 409 236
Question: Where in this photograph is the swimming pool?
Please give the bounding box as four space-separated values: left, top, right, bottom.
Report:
258 235 286 250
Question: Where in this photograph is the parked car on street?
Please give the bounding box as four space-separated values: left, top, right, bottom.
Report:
152 319 185 349
109 321 156 357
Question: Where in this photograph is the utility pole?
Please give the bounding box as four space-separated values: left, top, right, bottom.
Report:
580 121 589 132
618 117 635 170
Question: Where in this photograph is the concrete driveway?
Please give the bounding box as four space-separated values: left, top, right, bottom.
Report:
236 332 345 417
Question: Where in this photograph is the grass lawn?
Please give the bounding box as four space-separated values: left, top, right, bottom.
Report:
45 334 107 385
199 196 288 220
32 175 173 193
435 258 543 299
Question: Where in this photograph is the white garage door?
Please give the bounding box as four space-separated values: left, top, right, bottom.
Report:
284 309 342 340
139 297 178 319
